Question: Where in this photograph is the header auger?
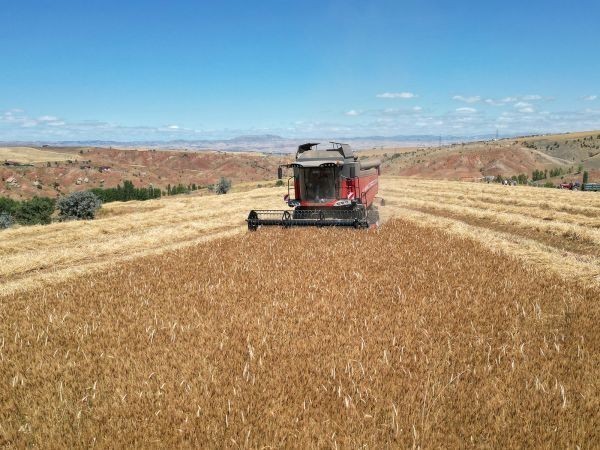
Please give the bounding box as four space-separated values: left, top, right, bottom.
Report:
247 142 382 230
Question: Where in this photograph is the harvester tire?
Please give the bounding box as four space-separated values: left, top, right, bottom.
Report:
367 205 380 227
282 211 292 228
247 210 259 231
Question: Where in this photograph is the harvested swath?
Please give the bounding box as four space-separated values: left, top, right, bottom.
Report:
0 187 285 295
1 220 598 447
386 196 600 249
383 206 600 287
384 186 600 226
379 178 600 287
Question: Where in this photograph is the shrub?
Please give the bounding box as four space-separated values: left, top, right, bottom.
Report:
57 191 102 220
215 177 231 195
13 197 55 225
275 179 284 187
0 212 13 229
0 197 18 214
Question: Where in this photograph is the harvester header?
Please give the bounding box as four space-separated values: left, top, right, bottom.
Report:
247 142 381 230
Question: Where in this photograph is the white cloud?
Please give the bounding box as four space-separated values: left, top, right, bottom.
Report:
583 95 597 101
452 95 481 103
38 115 59 122
514 101 531 109
376 92 417 99
3 104 600 143
513 102 535 113
484 95 549 107
484 98 503 106
456 107 477 113
345 109 360 116
522 95 542 101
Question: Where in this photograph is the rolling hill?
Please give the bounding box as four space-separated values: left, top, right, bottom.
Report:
2 130 600 200
373 130 600 181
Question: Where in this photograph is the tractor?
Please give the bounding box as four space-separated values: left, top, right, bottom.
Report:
247 142 381 230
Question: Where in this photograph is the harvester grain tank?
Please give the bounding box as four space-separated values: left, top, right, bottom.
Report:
247 142 381 229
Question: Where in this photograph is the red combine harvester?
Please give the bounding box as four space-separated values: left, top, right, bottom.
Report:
558 182 580 190
247 142 381 230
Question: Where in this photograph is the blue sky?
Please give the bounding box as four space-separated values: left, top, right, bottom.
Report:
1 0 599 141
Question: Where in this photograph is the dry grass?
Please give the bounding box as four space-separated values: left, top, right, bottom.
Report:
0 147 74 163
519 129 600 141
1 221 598 447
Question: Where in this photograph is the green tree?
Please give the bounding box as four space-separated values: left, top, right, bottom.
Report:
90 180 161 203
13 197 55 225
532 169 546 181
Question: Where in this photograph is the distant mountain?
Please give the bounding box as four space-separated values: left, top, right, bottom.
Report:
0 133 508 153
227 134 284 142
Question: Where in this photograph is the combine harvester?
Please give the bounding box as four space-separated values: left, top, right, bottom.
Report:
247 142 381 230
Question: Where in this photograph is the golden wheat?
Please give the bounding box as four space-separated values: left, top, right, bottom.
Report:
1 221 598 447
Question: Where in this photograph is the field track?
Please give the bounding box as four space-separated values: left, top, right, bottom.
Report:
1 219 599 447
2 177 599 296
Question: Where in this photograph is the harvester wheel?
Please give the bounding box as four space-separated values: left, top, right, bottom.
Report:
247 210 259 231
282 211 292 228
367 205 380 227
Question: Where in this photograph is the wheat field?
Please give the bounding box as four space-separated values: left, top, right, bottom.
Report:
2 221 599 447
2 177 599 296
1 177 599 447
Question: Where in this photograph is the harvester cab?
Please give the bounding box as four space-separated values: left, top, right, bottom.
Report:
247 142 381 230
